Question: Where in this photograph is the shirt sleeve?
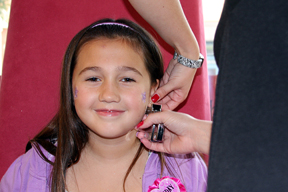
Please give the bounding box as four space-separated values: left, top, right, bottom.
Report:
0 154 24 192
0 147 50 192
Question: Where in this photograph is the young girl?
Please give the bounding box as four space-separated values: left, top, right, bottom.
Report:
0 19 207 192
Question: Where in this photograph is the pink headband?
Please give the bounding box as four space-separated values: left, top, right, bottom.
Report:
91 22 136 32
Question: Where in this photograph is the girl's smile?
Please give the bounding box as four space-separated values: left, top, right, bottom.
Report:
95 109 125 117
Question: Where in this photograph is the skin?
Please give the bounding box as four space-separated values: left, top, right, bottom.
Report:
66 38 158 192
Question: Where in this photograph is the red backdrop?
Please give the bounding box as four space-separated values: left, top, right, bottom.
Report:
0 0 210 177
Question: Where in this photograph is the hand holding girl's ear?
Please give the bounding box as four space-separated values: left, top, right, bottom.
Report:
135 110 212 155
151 58 197 110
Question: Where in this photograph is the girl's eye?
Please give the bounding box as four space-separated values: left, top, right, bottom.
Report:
121 78 136 82
86 77 100 82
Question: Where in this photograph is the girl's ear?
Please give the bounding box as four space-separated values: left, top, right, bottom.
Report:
150 79 159 96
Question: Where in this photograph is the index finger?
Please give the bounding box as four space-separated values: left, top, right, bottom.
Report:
136 112 166 130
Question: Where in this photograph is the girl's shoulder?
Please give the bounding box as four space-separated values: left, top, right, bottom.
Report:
146 151 207 174
0 145 53 192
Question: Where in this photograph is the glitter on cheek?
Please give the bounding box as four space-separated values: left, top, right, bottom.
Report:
142 92 146 102
74 88 78 98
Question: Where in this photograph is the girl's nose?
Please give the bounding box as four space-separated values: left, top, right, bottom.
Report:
98 81 120 103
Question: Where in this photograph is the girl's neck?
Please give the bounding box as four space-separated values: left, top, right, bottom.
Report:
65 129 148 192
83 129 140 163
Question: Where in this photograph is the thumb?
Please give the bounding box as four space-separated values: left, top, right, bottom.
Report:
151 82 175 103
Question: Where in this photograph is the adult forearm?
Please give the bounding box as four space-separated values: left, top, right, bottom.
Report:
128 0 200 60
191 119 212 155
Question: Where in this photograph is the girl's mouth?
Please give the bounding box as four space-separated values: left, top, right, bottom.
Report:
95 109 125 117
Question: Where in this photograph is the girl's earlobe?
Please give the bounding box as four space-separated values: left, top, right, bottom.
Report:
156 79 159 89
150 79 160 96
145 102 152 114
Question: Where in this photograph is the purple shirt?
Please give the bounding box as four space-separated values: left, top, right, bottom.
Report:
0 147 207 192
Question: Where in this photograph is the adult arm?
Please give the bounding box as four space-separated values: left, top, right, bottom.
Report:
136 111 212 155
128 0 200 110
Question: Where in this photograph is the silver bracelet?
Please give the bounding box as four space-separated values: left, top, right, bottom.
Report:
173 51 204 68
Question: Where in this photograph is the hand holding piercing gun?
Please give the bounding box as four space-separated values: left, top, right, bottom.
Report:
145 104 165 142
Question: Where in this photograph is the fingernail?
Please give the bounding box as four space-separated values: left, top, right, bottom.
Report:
136 121 144 128
139 133 147 142
136 131 139 137
151 94 160 103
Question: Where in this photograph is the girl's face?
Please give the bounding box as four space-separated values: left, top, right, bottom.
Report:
72 38 157 139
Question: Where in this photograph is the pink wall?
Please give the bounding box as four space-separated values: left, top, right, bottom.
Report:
0 0 210 177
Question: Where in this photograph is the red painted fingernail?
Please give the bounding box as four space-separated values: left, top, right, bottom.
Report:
136 121 144 128
151 94 160 103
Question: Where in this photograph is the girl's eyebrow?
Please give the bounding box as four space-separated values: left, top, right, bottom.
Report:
78 66 101 75
117 66 143 76
78 66 142 76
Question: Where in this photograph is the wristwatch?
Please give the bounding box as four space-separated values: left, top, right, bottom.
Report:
173 52 204 68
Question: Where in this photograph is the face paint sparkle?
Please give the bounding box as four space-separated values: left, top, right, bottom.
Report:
142 92 146 102
74 88 78 98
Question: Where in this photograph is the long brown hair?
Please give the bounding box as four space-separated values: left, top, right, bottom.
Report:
26 18 164 192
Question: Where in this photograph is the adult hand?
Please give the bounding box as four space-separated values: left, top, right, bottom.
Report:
135 110 212 155
151 58 197 111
